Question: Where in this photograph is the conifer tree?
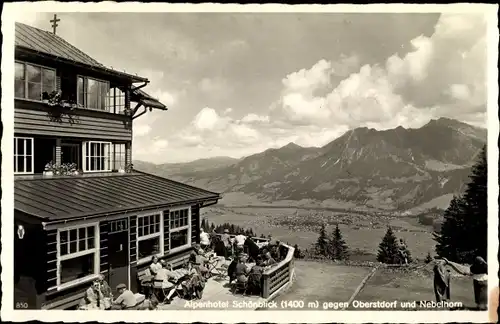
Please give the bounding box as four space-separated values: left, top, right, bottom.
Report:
377 227 400 264
434 145 487 263
329 224 349 260
314 223 330 257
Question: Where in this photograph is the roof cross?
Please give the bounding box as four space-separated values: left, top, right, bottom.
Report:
50 14 60 34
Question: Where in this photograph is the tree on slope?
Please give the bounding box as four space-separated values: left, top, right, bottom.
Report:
377 227 400 264
329 225 349 260
434 145 487 263
314 223 330 257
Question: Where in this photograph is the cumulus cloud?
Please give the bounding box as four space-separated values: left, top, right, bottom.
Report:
147 89 176 108
273 13 487 131
163 13 488 162
282 59 333 94
192 107 229 130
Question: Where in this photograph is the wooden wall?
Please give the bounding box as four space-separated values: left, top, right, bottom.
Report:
14 100 132 142
14 203 208 309
14 218 48 309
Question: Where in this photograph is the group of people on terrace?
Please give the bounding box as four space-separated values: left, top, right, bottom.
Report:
200 228 286 294
78 228 287 310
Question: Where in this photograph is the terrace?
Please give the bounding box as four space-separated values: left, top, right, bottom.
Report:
157 235 295 310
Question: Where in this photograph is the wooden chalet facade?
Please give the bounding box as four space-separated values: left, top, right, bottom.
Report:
13 22 221 310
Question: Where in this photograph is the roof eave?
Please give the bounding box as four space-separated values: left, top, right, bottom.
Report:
25 195 221 225
15 45 149 83
141 100 168 110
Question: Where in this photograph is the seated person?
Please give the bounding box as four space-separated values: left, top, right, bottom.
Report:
227 257 238 283
80 280 105 310
167 261 197 282
163 262 198 303
263 252 277 267
190 251 210 278
96 274 113 299
149 256 162 275
269 240 281 260
154 260 175 289
247 259 265 295
235 254 250 285
181 270 206 300
111 283 137 310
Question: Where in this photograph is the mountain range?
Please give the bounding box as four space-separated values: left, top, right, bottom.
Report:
134 118 486 211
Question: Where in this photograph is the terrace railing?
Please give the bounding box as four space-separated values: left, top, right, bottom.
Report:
211 233 295 299
261 243 295 299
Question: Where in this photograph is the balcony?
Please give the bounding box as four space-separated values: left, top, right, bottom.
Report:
15 60 130 115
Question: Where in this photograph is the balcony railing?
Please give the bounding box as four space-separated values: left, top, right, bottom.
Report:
211 233 295 299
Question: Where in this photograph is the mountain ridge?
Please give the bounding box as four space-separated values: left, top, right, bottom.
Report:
135 118 486 211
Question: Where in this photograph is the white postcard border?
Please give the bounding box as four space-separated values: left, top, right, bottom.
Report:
1 2 498 323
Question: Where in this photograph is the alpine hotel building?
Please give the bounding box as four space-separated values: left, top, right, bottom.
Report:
13 22 221 309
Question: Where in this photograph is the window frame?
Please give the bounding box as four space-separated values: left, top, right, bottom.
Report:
82 141 112 173
14 61 56 102
136 211 164 265
14 137 34 175
76 75 111 112
55 222 100 290
112 143 126 171
106 86 127 114
168 206 192 254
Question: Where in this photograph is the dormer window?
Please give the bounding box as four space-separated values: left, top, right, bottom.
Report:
15 61 56 101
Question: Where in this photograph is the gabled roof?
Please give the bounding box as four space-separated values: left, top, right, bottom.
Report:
15 22 147 83
15 172 221 222
15 22 169 110
16 22 104 68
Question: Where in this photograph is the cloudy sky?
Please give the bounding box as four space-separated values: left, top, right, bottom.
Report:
16 11 489 163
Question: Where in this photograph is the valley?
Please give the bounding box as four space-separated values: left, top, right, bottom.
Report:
200 202 436 261
135 118 486 261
